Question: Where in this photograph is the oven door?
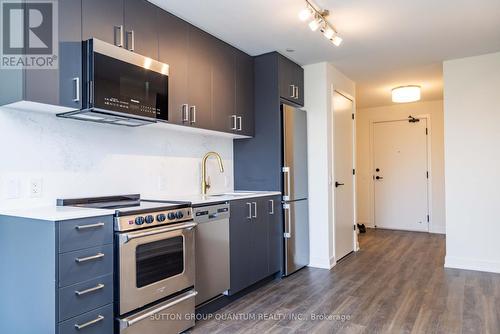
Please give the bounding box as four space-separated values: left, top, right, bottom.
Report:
117 221 196 315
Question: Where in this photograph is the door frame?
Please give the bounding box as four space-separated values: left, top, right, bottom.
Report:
368 114 433 232
331 89 358 259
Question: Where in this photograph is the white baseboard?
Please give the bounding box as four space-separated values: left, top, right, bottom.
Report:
308 256 336 270
445 256 500 274
429 225 446 234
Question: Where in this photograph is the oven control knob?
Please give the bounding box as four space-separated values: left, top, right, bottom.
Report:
135 216 145 225
157 214 166 222
167 212 176 220
145 215 154 224
176 211 184 219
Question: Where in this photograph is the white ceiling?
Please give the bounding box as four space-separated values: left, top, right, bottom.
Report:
149 0 500 108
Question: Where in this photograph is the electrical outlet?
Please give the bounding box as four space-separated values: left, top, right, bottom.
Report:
30 178 43 198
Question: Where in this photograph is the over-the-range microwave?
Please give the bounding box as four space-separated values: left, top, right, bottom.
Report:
58 38 169 127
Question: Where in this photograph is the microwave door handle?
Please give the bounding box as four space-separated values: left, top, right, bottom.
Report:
119 222 197 244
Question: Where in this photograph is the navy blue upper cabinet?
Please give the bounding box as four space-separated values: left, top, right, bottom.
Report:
235 50 255 136
278 54 304 106
186 27 214 129
123 0 159 59
82 0 124 46
158 10 189 124
211 41 236 133
23 0 82 109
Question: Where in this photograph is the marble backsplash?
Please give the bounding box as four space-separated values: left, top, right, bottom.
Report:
0 107 234 209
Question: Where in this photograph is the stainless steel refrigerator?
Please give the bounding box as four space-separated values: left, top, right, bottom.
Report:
282 104 310 276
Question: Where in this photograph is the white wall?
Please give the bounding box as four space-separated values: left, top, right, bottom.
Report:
356 100 446 234
304 62 356 269
443 51 500 273
0 107 233 209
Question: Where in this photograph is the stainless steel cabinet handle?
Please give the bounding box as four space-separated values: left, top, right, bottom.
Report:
252 202 257 218
290 85 295 98
75 283 104 296
72 77 80 102
282 166 291 201
74 315 104 330
237 116 242 131
283 203 291 238
75 222 104 230
231 115 237 130
115 25 124 47
127 30 135 51
246 202 252 219
75 252 104 263
189 106 196 124
294 86 299 99
181 104 189 122
269 199 274 215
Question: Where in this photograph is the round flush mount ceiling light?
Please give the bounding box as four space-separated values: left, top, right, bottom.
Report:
392 85 421 103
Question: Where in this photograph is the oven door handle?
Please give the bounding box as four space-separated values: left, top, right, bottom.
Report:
119 222 197 244
119 290 198 328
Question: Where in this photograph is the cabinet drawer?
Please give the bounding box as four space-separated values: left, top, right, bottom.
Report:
59 216 113 253
59 274 113 322
59 244 113 287
59 304 113 334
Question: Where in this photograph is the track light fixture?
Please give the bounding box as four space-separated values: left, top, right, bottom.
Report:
299 0 342 47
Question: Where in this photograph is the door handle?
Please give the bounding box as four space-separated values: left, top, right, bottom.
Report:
282 166 290 201
75 222 104 230
72 77 80 102
231 115 237 130
269 199 274 215
335 182 345 188
181 104 189 122
74 315 104 330
127 30 135 51
283 203 291 238
375 176 384 180
237 116 242 131
252 202 257 218
114 25 124 47
189 106 196 124
75 283 105 296
246 203 252 219
290 85 296 98
294 86 299 99
75 252 104 263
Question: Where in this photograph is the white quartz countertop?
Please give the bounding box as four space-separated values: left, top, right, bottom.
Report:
145 191 282 206
0 191 282 220
0 206 115 221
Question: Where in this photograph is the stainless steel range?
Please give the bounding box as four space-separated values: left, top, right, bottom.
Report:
58 194 197 334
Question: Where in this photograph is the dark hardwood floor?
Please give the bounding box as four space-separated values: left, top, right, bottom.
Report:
190 229 500 333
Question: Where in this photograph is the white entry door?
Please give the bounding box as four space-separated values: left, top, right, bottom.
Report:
373 119 429 232
333 91 355 261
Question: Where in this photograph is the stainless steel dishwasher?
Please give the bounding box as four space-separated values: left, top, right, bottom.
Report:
193 202 230 306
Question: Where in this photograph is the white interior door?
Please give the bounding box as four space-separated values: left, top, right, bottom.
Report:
333 91 355 261
373 119 429 232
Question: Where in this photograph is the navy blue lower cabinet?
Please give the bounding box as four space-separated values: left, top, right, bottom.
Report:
228 195 282 295
0 214 114 334
59 244 113 287
58 304 113 334
58 274 113 321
